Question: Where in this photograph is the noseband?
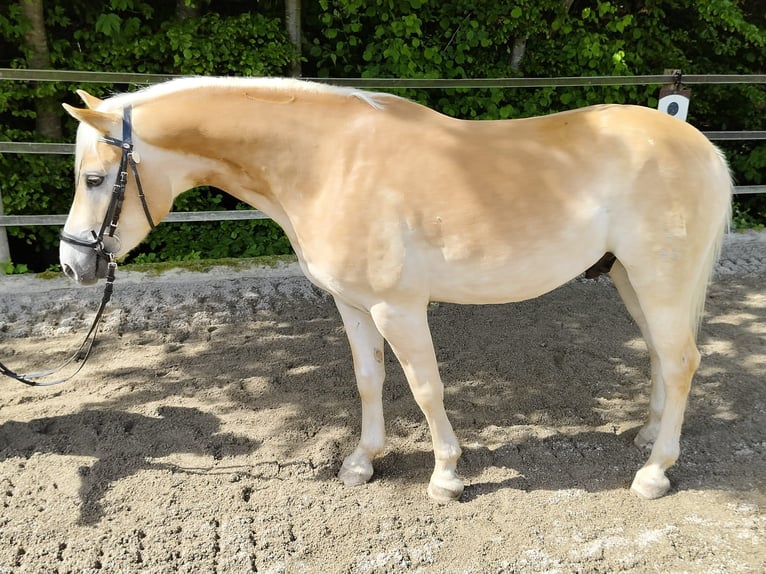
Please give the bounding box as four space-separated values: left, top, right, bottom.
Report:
60 105 156 260
0 105 156 387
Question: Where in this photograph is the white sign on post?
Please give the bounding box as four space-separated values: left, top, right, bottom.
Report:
658 69 691 122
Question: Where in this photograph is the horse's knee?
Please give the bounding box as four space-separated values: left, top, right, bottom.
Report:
409 383 444 409
356 366 384 399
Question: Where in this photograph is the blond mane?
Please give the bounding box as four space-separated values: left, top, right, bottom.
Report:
99 76 393 113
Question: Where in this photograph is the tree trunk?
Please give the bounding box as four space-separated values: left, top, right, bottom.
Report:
512 0 575 73
285 0 302 76
20 0 61 139
510 38 527 72
5 0 61 270
176 0 199 21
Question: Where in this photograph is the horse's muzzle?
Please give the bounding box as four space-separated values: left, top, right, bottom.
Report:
60 241 111 285
61 260 108 285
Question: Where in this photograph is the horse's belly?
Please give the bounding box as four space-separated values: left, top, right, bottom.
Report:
425 248 600 304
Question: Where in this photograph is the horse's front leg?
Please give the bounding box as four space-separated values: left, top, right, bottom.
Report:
335 299 387 487
370 301 464 502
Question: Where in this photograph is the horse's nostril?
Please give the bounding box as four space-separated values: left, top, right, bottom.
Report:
62 264 76 281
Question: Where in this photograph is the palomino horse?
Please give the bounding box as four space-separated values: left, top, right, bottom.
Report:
60 77 731 501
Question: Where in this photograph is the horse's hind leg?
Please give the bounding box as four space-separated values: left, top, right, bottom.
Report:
609 261 665 448
631 326 700 499
618 271 701 499
335 299 387 487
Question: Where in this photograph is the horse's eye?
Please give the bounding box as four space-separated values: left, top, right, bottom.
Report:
85 174 105 188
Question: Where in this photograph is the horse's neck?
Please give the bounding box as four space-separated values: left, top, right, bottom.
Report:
144 90 342 210
140 89 360 251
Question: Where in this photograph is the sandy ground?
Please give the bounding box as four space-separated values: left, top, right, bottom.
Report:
0 232 764 573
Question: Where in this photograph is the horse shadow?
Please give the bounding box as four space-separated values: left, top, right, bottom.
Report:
0 406 259 525
370 425 647 498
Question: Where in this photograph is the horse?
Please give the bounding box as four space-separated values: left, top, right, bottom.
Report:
60 77 732 502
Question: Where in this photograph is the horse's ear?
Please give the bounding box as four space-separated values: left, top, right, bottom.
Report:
62 103 120 134
75 89 104 110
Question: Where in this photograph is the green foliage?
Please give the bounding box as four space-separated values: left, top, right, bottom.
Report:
731 201 765 231
0 260 30 275
131 219 292 263
144 12 294 75
0 1 296 270
0 152 73 263
308 0 656 116
1 0 765 272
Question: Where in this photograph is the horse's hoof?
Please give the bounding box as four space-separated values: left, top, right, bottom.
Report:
338 450 374 487
427 473 464 503
630 467 671 499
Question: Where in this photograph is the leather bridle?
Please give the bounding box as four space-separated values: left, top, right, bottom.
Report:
1 105 155 386
60 105 156 258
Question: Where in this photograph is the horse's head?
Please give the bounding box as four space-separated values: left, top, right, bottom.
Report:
60 90 174 284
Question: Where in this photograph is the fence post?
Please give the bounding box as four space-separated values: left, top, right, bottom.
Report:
0 187 10 272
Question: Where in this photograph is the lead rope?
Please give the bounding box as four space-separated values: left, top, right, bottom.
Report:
0 257 117 387
3 104 145 387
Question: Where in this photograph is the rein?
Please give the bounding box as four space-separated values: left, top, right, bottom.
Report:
0 261 116 386
0 105 155 387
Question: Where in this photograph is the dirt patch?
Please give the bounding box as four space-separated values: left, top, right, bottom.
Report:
0 255 764 572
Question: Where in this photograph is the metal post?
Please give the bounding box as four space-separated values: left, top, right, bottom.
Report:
0 187 10 272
